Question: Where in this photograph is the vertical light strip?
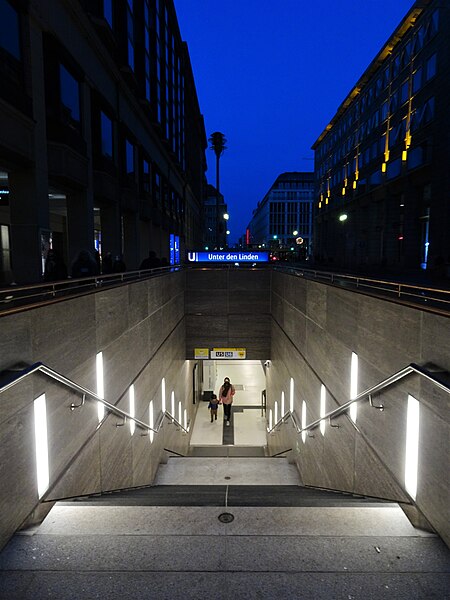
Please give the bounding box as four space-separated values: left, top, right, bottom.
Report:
281 391 285 418
274 400 278 425
184 409 187 431
96 352 105 422
301 400 307 444
149 401 154 443
34 394 49 498
405 395 420 500
178 401 182 425
171 391 175 419
269 408 273 430
161 378 166 413
320 384 326 436
290 378 294 413
129 385 135 435
350 352 358 423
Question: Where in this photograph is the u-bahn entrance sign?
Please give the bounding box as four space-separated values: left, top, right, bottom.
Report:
187 251 268 263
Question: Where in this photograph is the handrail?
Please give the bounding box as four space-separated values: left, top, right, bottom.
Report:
267 362 450 435
274 264 450 313
0 361 190 435
0 265 180 315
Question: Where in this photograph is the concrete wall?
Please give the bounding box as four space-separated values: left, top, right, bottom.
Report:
266 270 450 546
0 271 196 551
185 267 271 359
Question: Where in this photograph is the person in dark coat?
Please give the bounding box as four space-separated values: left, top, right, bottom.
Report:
44 250 68 282
139 251 161 270
71 250 98 278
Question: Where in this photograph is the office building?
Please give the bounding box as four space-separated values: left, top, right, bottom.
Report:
203 183 228 249
0 0 207 283
247 172 314 259
312 0 449 275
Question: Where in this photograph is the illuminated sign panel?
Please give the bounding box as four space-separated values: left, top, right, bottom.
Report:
187 252 268 263
210 348 246 359
194 348 209 359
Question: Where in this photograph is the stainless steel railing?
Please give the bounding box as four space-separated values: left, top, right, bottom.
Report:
0 266 179 314
267 362 450 435
274 265 450 313
0 361 189 434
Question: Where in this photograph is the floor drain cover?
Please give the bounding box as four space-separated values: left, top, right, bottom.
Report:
218 512 234 523
224 476 231 480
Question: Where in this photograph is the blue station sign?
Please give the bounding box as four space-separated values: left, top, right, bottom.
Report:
187 251 269 263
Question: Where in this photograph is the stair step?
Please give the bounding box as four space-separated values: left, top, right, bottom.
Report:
188 445 266 457
154 456 301 486
62 485 393 507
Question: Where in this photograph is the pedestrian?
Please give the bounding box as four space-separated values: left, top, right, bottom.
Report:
44 250 68 281
140 250 161 270
70 250 98 278
112 254 127 273
218 377 235 426
208 393 219 423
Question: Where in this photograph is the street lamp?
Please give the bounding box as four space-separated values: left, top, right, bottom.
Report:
223 213 229 221
293 230 298 236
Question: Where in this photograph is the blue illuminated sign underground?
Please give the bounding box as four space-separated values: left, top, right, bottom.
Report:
187 251 269 263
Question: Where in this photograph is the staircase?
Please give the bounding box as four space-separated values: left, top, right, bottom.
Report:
0 455 449 600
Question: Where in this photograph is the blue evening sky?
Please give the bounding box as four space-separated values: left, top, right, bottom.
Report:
174 0 415 244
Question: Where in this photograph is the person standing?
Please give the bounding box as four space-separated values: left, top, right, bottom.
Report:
218 377 235 426
208 393 219 423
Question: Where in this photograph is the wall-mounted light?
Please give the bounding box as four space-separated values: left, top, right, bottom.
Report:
34 394 49 498
149 400 154 443
290 378 294 413
350 352 358 423
339 214 348 222
129 385 135 435
405 395 420 500
161 378 166 412
302 401 307 444
281 391 285 419
96 352 104 422
320 384 326 436
269 408 273 431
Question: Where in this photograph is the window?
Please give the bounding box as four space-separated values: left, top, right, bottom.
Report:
0 0 20 59
407 145 424 170
103 0 113 28
125 140 134 175
144 0 151 102
143 159 150 192
126 0 134 71
381 100 388 121
391 54 400 79
386 157 401 180
100 111 113 157
400 80 409 104
60 64 80 125
425 53 437 81
413 67 422 94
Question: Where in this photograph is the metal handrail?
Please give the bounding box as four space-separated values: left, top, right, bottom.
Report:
0 266 180 314
0 361 190 434
267 362 450 435
274 265 450 312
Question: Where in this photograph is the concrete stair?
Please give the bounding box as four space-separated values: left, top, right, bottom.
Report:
0 457 449 599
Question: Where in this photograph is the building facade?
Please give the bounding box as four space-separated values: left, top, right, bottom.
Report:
0 0 207 284
312 0 449 276
203 183 228 250
247 172 314 260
